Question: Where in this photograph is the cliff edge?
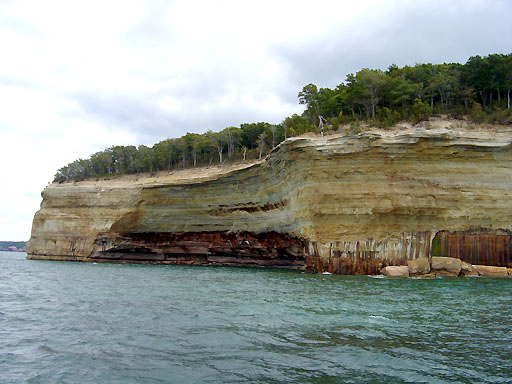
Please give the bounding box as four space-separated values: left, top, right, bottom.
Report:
27 126 512 273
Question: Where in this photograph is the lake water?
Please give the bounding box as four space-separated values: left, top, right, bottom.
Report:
1 251 511 383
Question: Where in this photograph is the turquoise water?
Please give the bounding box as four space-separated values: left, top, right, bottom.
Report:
1 251 511 383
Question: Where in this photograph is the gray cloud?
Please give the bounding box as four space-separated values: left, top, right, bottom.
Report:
274 0 512 89
34 0 512 147
72 91 300 147
81 0 512 148
69 65 302 146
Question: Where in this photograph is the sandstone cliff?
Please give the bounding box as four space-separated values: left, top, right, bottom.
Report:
27 125 512 273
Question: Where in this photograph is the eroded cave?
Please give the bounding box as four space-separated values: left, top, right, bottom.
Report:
93 231 307 269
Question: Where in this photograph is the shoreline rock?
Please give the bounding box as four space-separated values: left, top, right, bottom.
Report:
382 266 409 277
408 258 430 275
474 265 509 278
398 257 511 279
460 262 479 277
431 257 462 277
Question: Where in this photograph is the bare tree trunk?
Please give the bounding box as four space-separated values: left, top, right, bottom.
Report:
490 91 493 110
318 115 326 136
192 148 197 167
227 130 233 158
217 147 223 163
258 136 265 160
508 88 510 109
369 89 376 121
479 90 486 108
417 83 424 100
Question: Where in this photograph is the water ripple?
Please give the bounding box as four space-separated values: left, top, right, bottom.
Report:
1 252 511 383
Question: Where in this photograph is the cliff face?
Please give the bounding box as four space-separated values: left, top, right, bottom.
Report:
27 127 512 273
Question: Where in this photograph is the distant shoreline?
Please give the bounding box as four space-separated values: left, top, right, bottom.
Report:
0 241 27 253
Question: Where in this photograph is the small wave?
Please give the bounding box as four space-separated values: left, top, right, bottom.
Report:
368 274 385 279
39 345 57 353
321 272 332 275
368 315 395 322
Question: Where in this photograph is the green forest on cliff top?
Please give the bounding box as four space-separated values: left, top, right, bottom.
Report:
55 53 512 183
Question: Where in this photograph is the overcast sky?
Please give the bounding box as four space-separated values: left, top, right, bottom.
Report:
1 0 511 241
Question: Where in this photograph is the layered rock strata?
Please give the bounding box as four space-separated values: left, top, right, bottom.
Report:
27 127 512 273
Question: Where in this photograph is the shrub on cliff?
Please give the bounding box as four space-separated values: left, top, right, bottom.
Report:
470 103 486 123
411 98 431 124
